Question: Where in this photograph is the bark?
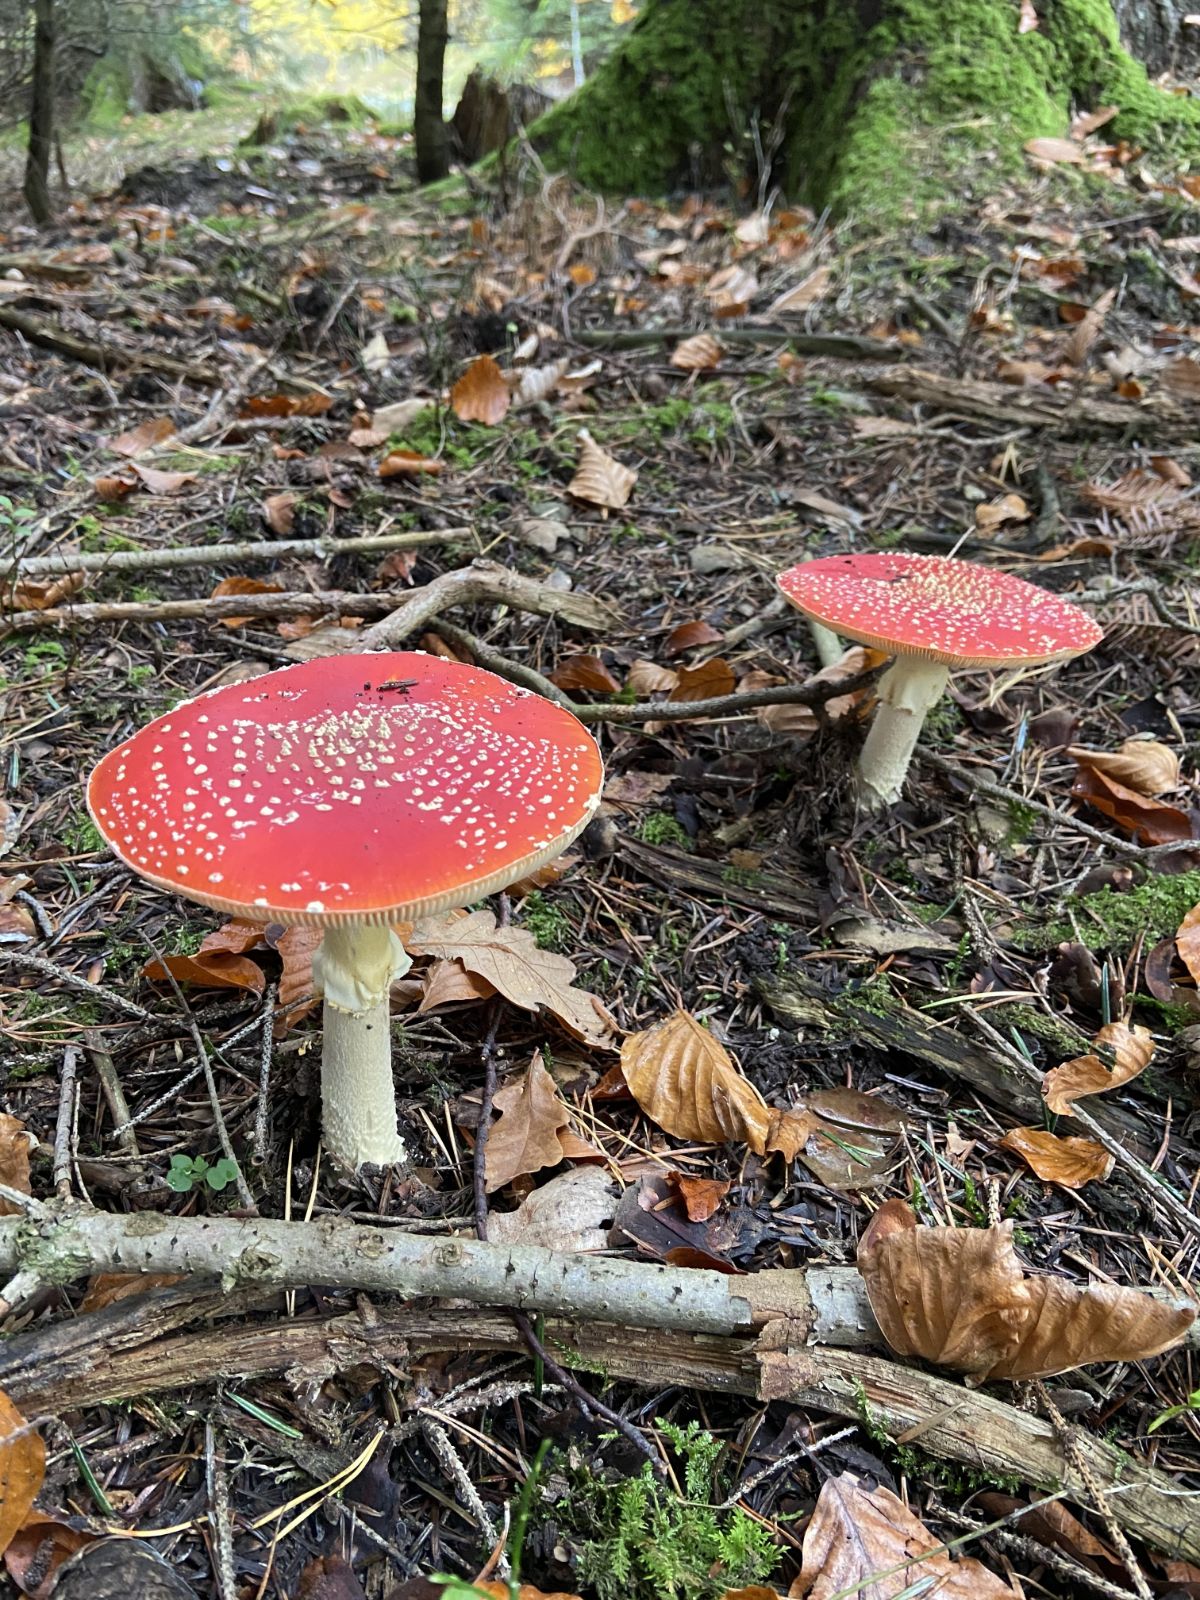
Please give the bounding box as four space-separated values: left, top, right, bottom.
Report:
530 0 1200 214
414 0 451 183
22 0 55 226
1114 0 1200 71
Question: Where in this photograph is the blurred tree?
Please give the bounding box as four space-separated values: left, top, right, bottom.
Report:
415 0 450 178
24 0 56 223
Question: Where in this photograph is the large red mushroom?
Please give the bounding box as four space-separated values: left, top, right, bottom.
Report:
777 552 1103 809
88 653 604 1169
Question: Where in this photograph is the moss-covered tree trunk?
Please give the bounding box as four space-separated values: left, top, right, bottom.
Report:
531 0 1200 214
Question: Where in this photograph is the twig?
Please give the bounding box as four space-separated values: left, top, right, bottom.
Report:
572 327 903 360
0 303 224 386
1073 577 1200 638
253 985 277 1167
1 528 469 581
205 1420 238 1600
432 619 574 706
0 947 155 1022
141 935 256 1215
2 589 414 633
573 664 882 724
936 1503 1147 1600
52 1047 78 1200
84 1029 140 1158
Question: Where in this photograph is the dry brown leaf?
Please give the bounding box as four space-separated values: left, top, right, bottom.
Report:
1042 1019 1155 1115
620 1009 771 1152
767 265 831 315
763 1106 821 1161
706 262 758 308
0 1116 31 1218
3 1511 95 1598
476 1582 583 1600
262 492 299 535
79 1272 185 1312
418 957 497 1011
0 1391 44 1559
1071 764 1194 846
131 463 196 496
625 659 679 695
998 1126 1114 1187
1063 286 1117 366
379 448 444 477
1178 902 1200 986
1163 356 1200 399
408 908 615 1048
110 415 175 457
975 491 1030 529
669 657 735 702
143 923 267 998
794 1472 1018 1599
857 1197 1194 1381
450 354 511 426
371 398 434 434
1071 105 1119 138
666 1171 731 1221
7 573 86 612
1018 0 1039 30
568 429 636 509
670 333 723 371
484 1051 571 1192
665 620 722 655
240 393 333 419
1025 136 1086 166
486 1167 616 1249
274 924 323 1032
1068 738 1180 798
210 575 285 627
550 654 622 693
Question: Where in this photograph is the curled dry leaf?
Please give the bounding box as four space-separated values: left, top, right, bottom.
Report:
666 1171 731 1221
240 393 333 419
509 358 570 408
568 429 637 510
625 659 679 694
550 654 622 693
794 1472 1017 1600
371 398 433 434
975 491 1030 529
143 919 269 997
417 957 497 1011
0 1390 44 1559
1063 286 1117 366
9 573 86 612
486 1166 617 1249
0 1116 32 1218
1177 901 1200 986
767 265 831 316
1069 738 1180 798
1025 136 1087 167
379 448 444 477
262 492 299 535
408 908 615 1049
1041 1019 1155 1115
670 333 722 371
857 1197 1194 1381
210 575 285 628
110 415 175 457
450 354 511 426
4 1511 95 1599
131 464 196 496
79 1272 185 1312
999 1125 1114 1187
1071 763 1194 846
620 1009 771 1152
484 1051 570 1192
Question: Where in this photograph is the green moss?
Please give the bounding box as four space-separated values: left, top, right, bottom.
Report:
856 1381 1027 1496
520 891 571 952
1016 870 1200 953
639 812 690 849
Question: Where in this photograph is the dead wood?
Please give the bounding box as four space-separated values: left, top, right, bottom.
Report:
0 304 224 386
866 365 1196 434
573 327 903 359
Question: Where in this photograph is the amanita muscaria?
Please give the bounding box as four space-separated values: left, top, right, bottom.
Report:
778 552 1103 809
87 652 604 1169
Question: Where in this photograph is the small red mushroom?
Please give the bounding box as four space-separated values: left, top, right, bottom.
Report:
777 552 1103 808
88 652 604 1169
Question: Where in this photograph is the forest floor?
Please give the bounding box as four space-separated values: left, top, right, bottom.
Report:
2 102 1200 1600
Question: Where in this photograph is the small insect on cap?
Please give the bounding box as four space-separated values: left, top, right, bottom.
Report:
87 652 605 927
777 551 1103 670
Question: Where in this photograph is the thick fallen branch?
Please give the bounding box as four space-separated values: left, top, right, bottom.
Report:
867 365 1193 435
5 1288 1197 1564
1 590 413 633
0 304 224 387
0 528 470 581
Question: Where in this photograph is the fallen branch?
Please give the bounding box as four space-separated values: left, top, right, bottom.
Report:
0 304 224 387
1 590 411 633
572 327 903 360
5 1288 1196 1563
1 528 471 582
867 365 1193 435
573 665 881 724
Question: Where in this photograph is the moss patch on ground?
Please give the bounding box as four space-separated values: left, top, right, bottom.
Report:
1016 870 1200 953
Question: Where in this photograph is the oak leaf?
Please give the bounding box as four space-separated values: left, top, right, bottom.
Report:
856 1198 1194 1381
450 354 511 426
408 909 615 1048
998 1126 1114 1187
794 1472 1017 1599
568 429 636 509
1041 1020 1155 1115
0 1391 44 1559
1068 738 1180 798
485 1052 571 1192
620 1009 771 1152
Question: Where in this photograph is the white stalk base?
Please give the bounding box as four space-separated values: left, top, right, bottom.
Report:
314 924 410 1169
858 658 950 811
808 620 844 670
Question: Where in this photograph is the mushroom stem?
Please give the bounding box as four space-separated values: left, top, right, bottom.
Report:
858 658 951 810
808 620 844 670
313 924 411 1169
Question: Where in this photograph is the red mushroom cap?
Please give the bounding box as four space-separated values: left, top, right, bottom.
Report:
87 653 604 926
777 551 1103 669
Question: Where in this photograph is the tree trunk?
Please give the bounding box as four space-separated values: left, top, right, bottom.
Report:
414 0 451 184
23 0 56 226
1114 0 1200 72
530 0 1200 216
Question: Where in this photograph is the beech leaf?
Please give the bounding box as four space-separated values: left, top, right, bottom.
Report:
620 1009 771 1152
484 1051 571 1191
550 654 622 693
450 354 511 426
794 1472 1018 1599
568 429 636 509
110 415 175 457
0 1117 32 1218
1041 1020 1155 1115
857 1198 1194 1381
1069 739 1180 798
668 657 736 702
1071 764 1193 846
666 1171 731 1221
408 908 616 1048
1177 901 1200 986
0 1390 44 1559
998 1125 1114 1188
